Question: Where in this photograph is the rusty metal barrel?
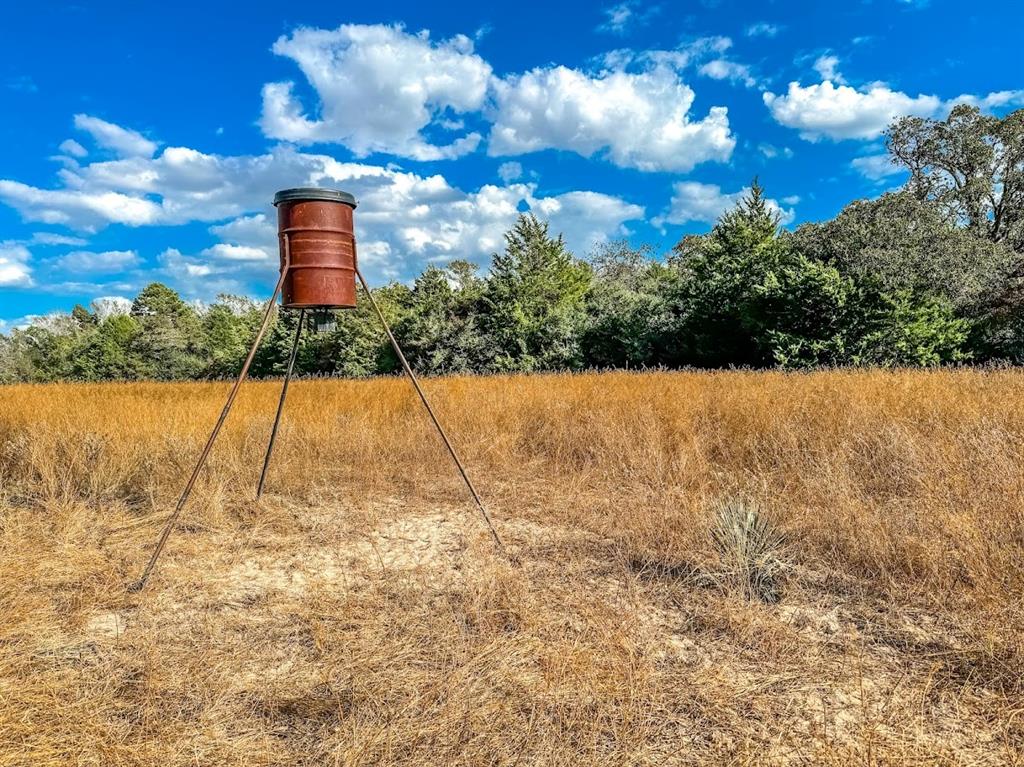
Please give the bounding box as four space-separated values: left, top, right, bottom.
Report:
274 187 359 309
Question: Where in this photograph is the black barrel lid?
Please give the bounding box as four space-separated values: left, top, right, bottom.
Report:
273 187 357 208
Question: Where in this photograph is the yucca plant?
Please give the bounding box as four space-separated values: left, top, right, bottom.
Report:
710 497 788 603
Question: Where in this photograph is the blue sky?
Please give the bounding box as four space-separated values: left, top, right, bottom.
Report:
1 0 1022 329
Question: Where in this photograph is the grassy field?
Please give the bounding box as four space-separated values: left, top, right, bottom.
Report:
1 369 1023 765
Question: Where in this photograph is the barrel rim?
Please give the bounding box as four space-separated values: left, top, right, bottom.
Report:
273 187 358 208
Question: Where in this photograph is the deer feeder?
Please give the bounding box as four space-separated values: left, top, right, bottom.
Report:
131 187 503 592
274 188 358 309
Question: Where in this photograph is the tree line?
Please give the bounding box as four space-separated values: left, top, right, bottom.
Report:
2 105 1023 382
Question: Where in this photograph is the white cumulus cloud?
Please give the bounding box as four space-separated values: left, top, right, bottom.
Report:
73 114 158 157
947 90 1024 111
207 214 277 260
599 2 635 33
597 1 659 34
53 249 140 273
0 180 163 229
851 153 904 181
201 243 272 262
58 139 88 158
255 23 741 174
159 248 217 283
0 243 33 287
260 24 491 161
497 161 523 183
699 58 756 87
763 80 941 141
764 58 1024 143
812 55 844 84
488 62 735 172
31 232 89 246
532 191 644 255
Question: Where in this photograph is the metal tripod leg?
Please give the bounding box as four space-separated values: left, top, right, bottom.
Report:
354 266 506 555
256 308 305 499
130 259 291 593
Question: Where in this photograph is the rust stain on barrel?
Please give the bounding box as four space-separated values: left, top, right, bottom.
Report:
274 187 359 309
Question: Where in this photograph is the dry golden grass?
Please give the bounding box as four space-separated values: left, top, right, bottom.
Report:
1 369 1023 765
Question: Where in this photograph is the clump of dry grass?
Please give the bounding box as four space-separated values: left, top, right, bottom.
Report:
1 369 1023 764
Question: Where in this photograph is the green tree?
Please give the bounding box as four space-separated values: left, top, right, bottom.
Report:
250 306 300 377
674 182 970 368
853 291 969 367
755 254 867 368
396 261 488 375
670 181 792 366
75 314 146 380
70 304 97 327
291 283 410 378
130 283 204 379
887 105 1024 252
481 214 591 372
790 191 1017 314
582 241 677 368
0 326 60 382
765 273 969 368
201 295 261 378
